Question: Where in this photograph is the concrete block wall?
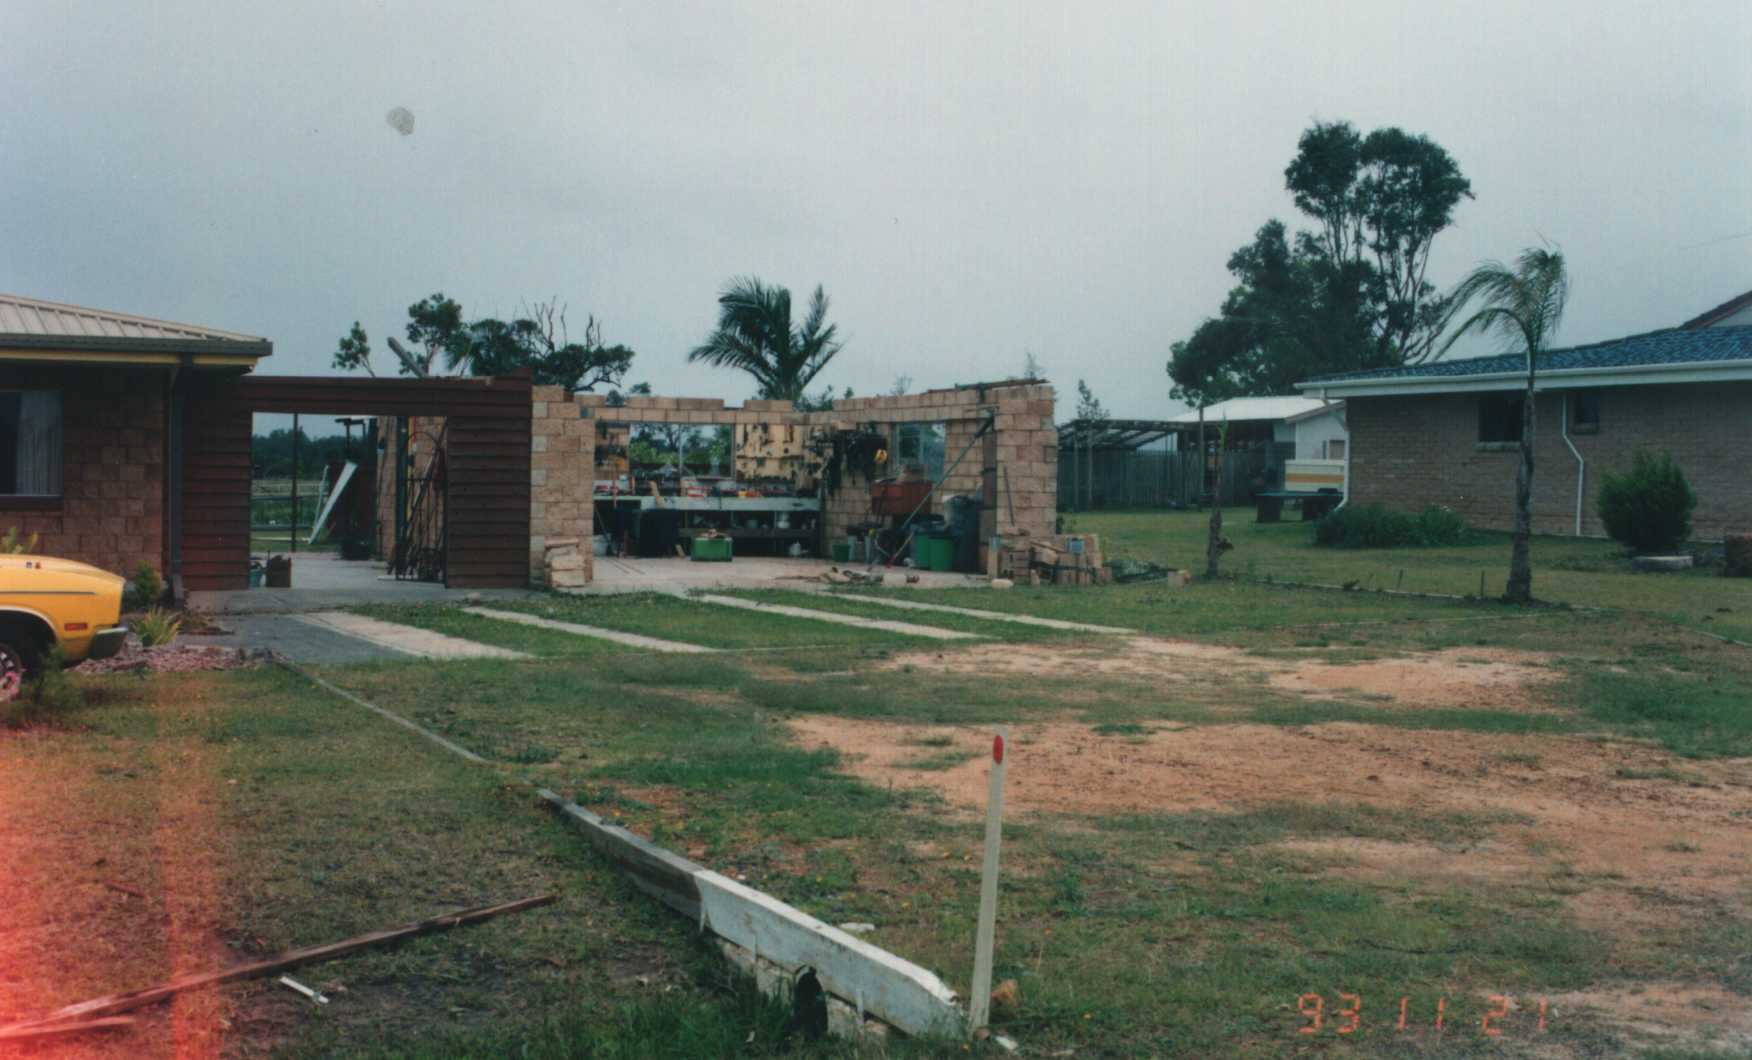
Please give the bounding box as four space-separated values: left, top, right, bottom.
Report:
4 366 166 578
1346 381 1752 540
529 386 598 584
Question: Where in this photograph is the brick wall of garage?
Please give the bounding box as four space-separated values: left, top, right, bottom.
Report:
1345 381 1752 540
4 365 167 577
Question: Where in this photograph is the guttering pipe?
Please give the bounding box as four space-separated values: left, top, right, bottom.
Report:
1335 401 1351 512
1312 394 1352 512
1560 392 1585 536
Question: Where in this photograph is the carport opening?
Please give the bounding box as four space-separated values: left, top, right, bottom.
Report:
247 409 442 593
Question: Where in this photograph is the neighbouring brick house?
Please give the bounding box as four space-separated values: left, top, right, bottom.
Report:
1299 316 1752 541
0 294 271 581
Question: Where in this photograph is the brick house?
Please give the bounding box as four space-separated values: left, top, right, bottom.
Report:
1298 317 1752 541
0 294 271 583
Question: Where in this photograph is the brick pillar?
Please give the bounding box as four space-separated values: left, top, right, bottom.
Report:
529 387 597 585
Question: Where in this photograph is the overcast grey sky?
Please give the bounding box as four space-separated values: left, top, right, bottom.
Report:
4 1 1749 422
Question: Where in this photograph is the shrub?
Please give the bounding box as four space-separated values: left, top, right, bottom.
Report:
1 527 38 554
134 607 183 649
1596 449 1696 554
1313 503 1470 549
123 564 165 611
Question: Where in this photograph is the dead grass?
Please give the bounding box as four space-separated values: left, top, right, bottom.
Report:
785 713 1752 958
878 635 1569 714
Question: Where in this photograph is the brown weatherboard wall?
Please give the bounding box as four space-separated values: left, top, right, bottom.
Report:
447 414 532 587
528 382 1058 584
181 376 254 590
1345 381 1752 540
3 365 169 578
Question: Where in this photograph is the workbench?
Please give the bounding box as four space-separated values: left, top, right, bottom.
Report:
594 495 823 554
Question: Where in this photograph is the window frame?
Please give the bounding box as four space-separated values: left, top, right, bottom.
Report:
1476 392 1525 446
0 388 66 503
1569 389 1602 434
891 421 947 481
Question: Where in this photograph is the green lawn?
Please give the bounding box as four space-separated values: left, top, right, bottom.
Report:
11 564 1749 1056
486 592 934 652
1073 509 1752 641
301 592 1752 1057
0 664 879 1059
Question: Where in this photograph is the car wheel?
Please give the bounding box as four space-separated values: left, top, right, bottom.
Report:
0 638 34 688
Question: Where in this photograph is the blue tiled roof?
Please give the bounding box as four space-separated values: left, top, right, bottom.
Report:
1303 325 1752 385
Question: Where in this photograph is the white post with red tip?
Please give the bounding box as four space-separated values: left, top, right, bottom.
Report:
968 725 1009 1033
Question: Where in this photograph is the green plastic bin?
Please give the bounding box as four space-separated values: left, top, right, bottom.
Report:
831 542 851 563
691 536 733 562
920 534 954 572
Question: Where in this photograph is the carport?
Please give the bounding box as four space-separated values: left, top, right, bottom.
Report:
177 372 532 591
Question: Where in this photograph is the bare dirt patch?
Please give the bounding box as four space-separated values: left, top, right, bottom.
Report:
786 715 1752 917
879 636 1244 682
882 636 1563 712
1268 648 1562 710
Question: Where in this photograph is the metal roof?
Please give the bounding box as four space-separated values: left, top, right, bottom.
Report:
0 292 271 356
1163 396 1332 425
1057 418 1180 450
1300 325 1752 391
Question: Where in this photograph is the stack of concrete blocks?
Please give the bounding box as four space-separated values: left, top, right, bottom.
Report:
523 381 1058 587
543 537 587 588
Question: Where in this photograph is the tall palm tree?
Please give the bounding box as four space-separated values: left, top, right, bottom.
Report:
687 277 843 401
1437 246 1569 603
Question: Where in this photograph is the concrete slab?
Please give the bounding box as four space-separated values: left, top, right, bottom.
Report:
187 554 540 615
583 556 987 596
831 593 1134 634
194 614 411 665
690 594 979 641
462 606 716 654
291 611 532 660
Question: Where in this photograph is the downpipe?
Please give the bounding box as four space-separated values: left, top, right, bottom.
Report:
1560 393 1584 536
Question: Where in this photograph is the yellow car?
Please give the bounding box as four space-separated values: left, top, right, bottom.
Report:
0 554 128 679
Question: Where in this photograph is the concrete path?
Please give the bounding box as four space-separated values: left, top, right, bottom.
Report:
462 606 716 654
291 611 532 660
834 594 1134 634
580 555 987 596
196 614 412 664
187 554 539 615
690 594 979 641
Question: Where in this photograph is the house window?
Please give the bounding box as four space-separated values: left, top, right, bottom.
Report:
1571 390 1602 432
0 391 63 497
893 422 947 480
1477 393 1524 444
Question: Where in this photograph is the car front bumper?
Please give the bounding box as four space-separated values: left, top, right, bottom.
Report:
87 626 128 661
